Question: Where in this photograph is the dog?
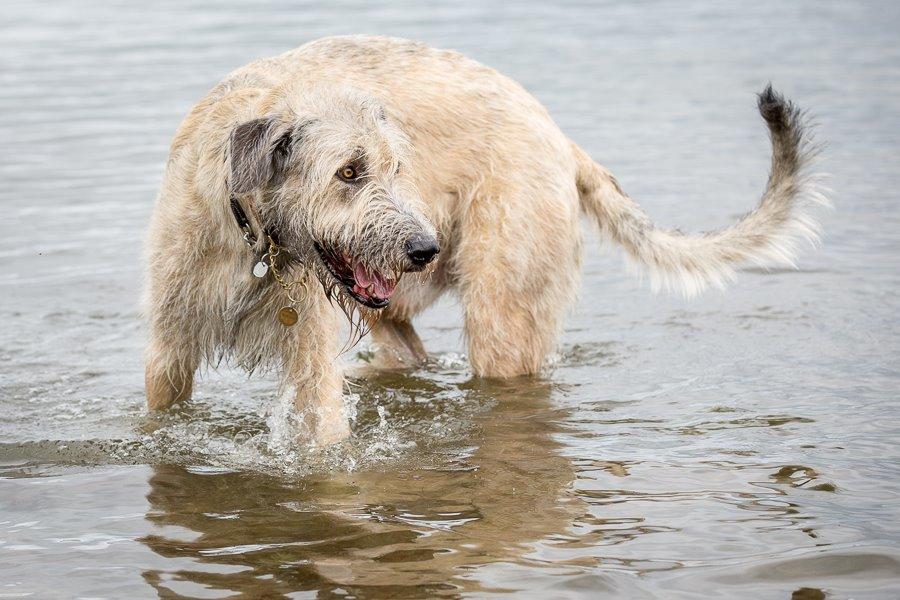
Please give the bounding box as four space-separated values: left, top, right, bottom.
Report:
143 35 826 444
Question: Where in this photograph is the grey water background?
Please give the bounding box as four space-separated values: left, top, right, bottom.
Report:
1 0 899 598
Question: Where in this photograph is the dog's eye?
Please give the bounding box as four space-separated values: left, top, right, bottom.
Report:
337 164 358 182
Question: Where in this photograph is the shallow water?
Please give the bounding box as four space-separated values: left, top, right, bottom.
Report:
1 1 899 598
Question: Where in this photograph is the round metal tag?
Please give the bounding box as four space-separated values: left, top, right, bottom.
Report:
277 306 299 326
252 260 269 278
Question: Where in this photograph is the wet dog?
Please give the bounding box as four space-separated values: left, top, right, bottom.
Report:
143 35 825 444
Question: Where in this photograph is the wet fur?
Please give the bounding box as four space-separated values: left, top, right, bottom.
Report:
143 36 827 444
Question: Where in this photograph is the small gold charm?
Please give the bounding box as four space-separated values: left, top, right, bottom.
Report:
277 306 299 326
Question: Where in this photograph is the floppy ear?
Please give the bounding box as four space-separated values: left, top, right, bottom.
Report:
228 117 292 193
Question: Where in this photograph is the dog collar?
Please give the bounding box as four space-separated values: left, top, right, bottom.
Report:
229 195 277 247
229 195 304 327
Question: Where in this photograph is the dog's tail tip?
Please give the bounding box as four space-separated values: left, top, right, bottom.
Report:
757 83 790 126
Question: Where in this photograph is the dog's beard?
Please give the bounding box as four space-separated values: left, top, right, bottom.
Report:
312 260 384 353
279 231 409 353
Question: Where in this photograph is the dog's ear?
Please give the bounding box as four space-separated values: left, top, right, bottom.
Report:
228 117 293 193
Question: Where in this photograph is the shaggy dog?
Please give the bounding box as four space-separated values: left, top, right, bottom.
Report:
143 35 825 444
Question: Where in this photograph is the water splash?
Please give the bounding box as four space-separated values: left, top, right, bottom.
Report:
1 355 483 478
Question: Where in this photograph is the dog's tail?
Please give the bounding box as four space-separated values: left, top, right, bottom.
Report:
573 85 828 297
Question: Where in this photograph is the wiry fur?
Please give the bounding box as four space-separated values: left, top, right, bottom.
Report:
143 36 827 444
573 85 828 297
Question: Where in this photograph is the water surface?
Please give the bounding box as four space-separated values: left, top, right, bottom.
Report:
1 1 899 598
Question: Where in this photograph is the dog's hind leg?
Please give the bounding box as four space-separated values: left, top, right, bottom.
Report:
363 273 447 370
462 286 571 378
368 317 428 370
456 181 582 378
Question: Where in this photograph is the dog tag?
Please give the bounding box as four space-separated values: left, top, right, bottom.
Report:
252 260 269 278
277 306 299 326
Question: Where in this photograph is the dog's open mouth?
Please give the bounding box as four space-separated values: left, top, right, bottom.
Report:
314 242 396 309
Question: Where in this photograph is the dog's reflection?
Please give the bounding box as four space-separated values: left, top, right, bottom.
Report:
139 378 579 598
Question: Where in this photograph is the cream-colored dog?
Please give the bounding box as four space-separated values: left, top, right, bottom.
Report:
143 35 825 444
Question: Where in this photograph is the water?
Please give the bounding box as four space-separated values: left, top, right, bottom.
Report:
1 1 899 597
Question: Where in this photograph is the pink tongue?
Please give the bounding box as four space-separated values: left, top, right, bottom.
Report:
353 263 395 300
371 274 395 299
354 263 372 287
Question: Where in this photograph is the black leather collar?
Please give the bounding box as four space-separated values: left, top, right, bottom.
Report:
229 195 278 246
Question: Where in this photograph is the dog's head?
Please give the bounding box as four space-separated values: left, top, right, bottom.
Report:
228 86 438 310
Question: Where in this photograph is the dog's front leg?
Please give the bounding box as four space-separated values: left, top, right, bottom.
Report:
281 301 350 446
289 358 349 446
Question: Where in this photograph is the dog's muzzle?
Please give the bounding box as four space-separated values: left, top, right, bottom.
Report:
314 242 397 309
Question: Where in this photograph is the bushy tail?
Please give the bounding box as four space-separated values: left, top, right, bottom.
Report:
574 85 828 297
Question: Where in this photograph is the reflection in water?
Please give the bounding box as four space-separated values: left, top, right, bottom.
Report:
140 379 583 597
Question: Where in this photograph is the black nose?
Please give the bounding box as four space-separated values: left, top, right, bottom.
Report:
405 235 440 268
